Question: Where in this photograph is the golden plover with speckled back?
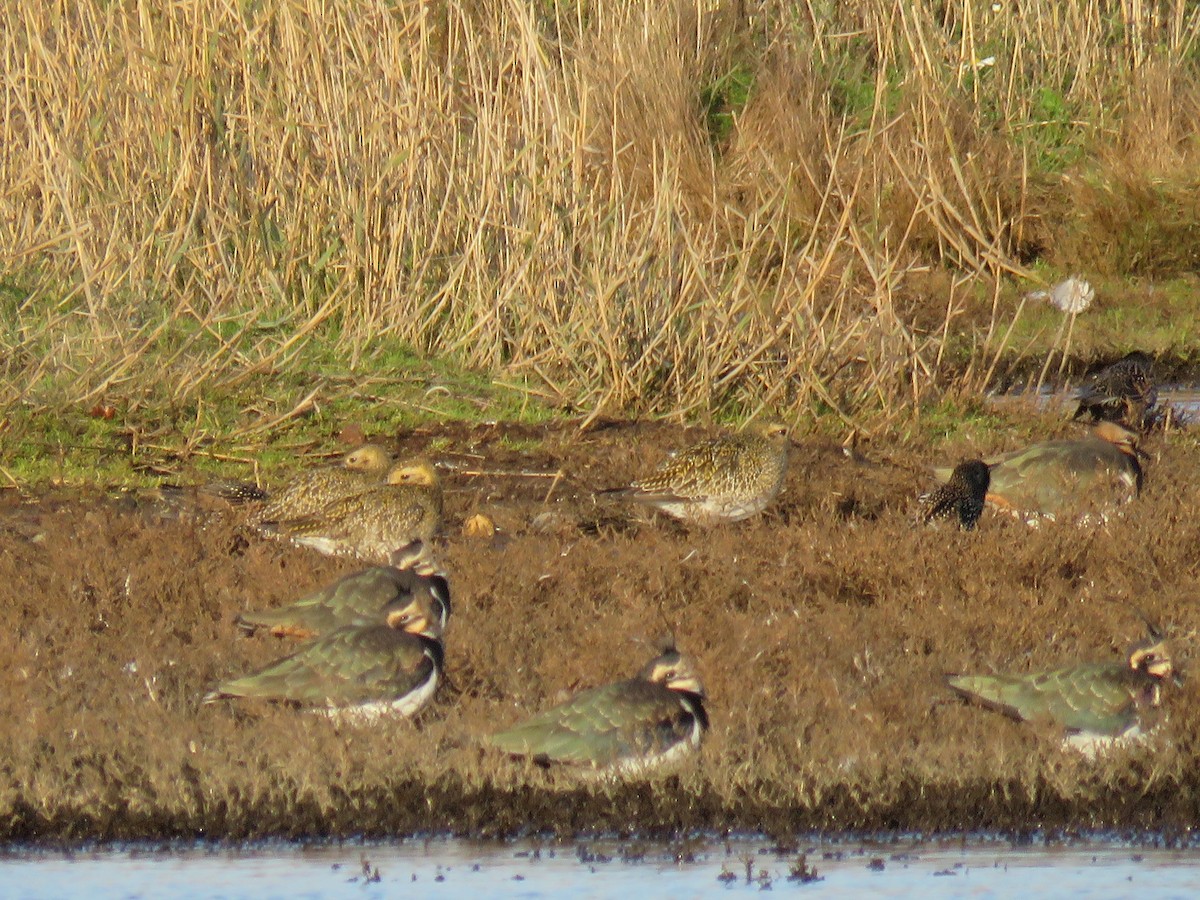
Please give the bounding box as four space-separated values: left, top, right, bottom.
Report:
251 444 393 527
601 422 790 524
268 459 443 562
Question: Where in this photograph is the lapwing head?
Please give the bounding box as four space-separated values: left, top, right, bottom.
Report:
343 443 392 473
389 539 439 575
387 459 440 487
638 649 705 698
1128 638 1173 681
384 593 442 641
1094 421 1147 459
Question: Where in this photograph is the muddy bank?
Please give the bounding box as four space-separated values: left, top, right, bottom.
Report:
2 420 1200 843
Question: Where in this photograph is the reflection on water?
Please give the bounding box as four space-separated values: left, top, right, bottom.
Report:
988 384 1200 417
4 838 1200 900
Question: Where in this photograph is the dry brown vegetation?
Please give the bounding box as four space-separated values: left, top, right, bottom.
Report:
2 420 1200 842
3 1 1200 429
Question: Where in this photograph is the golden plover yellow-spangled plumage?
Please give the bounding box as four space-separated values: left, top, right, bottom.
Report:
602 423 790 524
270 459 444 563
251 443 393 527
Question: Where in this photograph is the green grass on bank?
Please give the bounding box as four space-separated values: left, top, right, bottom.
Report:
0 302 561 490
4 267 1200 491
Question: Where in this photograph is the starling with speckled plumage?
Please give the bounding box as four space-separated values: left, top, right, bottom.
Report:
601 423 790 524
236 540 451 639
204 588 444 721
486 648 708 774
919 459 990 530
1073 351 1156 427
250 444 393 527
946 637 1174 757
268 459 443 562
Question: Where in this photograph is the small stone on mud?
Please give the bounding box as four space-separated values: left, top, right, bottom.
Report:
463 513 496 538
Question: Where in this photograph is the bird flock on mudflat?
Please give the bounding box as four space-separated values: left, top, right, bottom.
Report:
202 349 1179 771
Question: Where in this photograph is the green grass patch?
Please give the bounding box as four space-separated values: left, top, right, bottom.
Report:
0 291 562 490
999 274 1200 367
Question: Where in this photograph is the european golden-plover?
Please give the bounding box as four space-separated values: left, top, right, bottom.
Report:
602 422 790 524
251 443 393 527
269 459 444 563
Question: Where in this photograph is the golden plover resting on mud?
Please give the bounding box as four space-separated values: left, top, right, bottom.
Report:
945 636 1174 758
204 589 444 721
268 459 444 563
251 443 393 527
601 422 790 524
935 422 1145 523
918 459 990 530
236 539 451 639
485 647 708 775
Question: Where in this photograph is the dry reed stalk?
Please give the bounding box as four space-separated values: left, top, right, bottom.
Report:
0 0 1197 430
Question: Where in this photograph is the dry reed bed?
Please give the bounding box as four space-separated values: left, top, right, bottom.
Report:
1 421 1200 842
2 1 1199 426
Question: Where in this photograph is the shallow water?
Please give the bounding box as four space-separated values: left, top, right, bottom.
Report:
5 838 1200 899
989 383 1200 417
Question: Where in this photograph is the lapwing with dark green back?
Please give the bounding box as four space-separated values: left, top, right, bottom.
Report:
236 540 450 639
204 589 445 721
946 636 1174 757
486 647 708 774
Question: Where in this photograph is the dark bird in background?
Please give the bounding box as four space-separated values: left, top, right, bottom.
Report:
1073 351 1157 428
919 459 990 530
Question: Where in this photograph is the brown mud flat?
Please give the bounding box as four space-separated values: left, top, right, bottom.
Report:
2 421 1200 844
